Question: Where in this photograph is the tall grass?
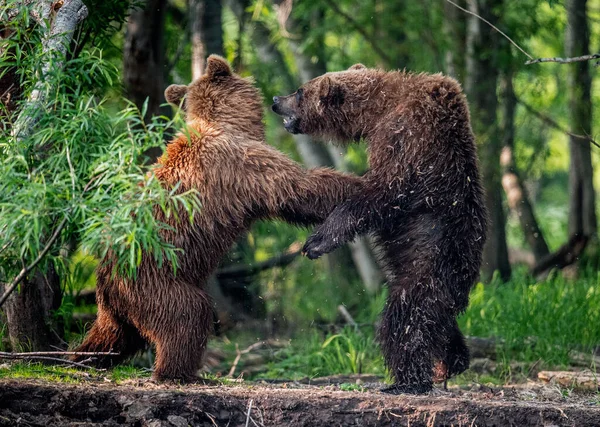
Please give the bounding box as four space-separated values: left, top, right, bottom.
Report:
260 326 385 380
460 268 600 368
262 268 600 380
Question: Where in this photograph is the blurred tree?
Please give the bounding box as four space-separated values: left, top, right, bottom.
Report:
190 0 224 79
463 0 511 281
442 0 466 78
123 0 169 122
565 0 597 243
499 65 550 264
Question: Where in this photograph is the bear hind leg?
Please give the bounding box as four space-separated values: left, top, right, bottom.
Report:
143 286 213 383
378 282 453 395
433 319 471 384
72 308 146 368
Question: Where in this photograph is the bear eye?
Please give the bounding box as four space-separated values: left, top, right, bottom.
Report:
295 88 304 102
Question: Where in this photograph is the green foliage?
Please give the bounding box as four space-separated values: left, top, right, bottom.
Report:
0 7 201 287
460 268 600 371
0 362 151 383
260 326 385 381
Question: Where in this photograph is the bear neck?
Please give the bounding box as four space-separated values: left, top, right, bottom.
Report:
219 120 265 142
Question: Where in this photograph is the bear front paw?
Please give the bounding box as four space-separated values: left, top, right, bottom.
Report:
302 232 338 259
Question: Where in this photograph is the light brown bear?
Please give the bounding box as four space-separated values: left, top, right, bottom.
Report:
273 64 487 394
73 56 360 382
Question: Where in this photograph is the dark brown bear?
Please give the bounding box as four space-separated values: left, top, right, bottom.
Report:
73 56 360 382
272 64 487 394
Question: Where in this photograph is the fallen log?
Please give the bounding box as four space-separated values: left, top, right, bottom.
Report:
538 370 600 391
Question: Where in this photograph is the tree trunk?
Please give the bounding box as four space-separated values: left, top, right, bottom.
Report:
123 0 169 121
464 0 511 281
442 0 466 79
499 69 550 263
3 266 62 351
565 0 597 241
189 0 224 79
2 0 87 351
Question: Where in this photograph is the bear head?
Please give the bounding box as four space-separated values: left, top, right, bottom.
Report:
271 63 374 142
165 55 264 140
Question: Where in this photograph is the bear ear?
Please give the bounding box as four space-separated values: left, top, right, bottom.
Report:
348 63 366 71
165 84 188 106
318 76 345 107
206 55 232 79
318 76 331 98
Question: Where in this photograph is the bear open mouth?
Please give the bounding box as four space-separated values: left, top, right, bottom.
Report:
282 116 301 134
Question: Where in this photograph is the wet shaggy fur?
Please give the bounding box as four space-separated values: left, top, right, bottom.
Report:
272 64 487 394
73 56 360 382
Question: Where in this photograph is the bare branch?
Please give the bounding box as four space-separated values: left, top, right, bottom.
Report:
0 216 68 308
227 342 265 378
0 351 119 357
216 250 301 279
516 98 600 149
525 53 600 65
0 351 119 370
442 0 533 60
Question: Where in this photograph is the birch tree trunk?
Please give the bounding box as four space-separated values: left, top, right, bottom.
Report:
464 0 511 281
565 0 597 242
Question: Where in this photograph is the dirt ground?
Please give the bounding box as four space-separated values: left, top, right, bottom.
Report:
1 377 600 427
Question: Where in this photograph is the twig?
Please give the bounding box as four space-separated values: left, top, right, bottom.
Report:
227 342 265 378
442 0 533 60
525 54 600 65
0 351 119 357
0 216 68 308
0 238 12 257
0 353 107 370
205 412 218 427
516 98 600 149
323 0 394 66
216 250 301 279
338 305 357 326
245 399 253 427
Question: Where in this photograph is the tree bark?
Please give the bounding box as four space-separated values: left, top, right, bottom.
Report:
3 266 62 351
499 69 550 263
123 0 169 121
442 0 466 79
565 0 597 241
189 0 224 79
11 0 88 140
464 0 511 281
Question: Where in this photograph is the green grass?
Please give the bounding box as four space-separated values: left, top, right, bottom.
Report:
460 268 600 369
259 268 600 384
0 362 151 384
258 326 385 381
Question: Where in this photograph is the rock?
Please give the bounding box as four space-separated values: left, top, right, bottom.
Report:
167 415 188 427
